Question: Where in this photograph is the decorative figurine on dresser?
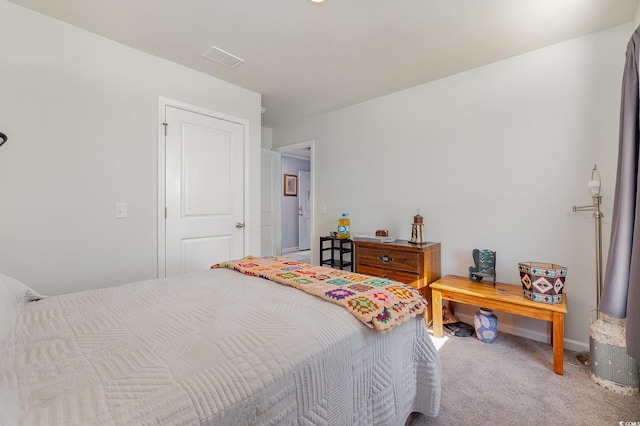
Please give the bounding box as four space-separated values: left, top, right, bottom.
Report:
409 210 426 245
469 248 496 286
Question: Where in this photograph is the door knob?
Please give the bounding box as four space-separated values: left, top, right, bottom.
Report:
236 222 245 229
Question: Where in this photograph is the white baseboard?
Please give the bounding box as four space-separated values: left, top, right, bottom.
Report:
281 247 299 254
455 312 589 353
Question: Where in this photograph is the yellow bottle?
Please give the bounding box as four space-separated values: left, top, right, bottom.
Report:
337 213 350 239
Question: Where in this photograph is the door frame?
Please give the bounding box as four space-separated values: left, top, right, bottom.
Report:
260 147 282 257
157 96 251 278
276 139 315 258
297 170 311 250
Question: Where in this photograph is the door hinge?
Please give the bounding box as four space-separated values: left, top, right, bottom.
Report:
164 207 167 218
162 122 168 136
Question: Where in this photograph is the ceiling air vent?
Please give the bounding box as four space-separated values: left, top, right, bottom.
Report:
202 45 244 69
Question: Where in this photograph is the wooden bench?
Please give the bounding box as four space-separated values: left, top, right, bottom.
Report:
430 274 568 375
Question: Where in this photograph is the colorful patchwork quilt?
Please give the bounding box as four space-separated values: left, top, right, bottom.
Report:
212 256 426 332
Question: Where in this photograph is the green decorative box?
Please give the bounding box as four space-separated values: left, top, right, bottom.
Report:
518 262 567 304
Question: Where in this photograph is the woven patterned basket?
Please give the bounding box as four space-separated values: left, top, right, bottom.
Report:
518 262 566 304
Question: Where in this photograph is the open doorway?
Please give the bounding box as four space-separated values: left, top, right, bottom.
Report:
277 140 313 263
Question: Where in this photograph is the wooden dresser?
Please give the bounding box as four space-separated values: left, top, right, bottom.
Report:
353 240 441 323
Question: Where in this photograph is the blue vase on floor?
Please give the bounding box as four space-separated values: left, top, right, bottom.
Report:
474 308 498 343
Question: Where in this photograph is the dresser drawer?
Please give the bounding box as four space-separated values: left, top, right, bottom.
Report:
356 247 420 273
356 265 423 289
353 240 441 324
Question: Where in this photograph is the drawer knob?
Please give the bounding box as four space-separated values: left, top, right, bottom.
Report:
378 255 394 263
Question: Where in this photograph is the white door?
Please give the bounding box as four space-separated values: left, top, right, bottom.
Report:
260 148 281 256
164 106 245 276
298 170 311 250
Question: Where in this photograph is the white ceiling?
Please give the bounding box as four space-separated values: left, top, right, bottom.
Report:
9 0 640 128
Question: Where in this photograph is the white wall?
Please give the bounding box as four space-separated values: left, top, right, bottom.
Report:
0 1 262 295
273 24 632 351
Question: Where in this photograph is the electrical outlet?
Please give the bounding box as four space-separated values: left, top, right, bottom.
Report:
115 202 127 219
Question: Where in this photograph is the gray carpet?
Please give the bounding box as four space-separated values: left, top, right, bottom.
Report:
409 331 640 426
282 250 311 263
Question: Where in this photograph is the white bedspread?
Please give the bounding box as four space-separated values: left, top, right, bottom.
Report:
1 268 441 425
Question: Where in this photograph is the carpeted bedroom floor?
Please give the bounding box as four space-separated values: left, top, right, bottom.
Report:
282 250 311 264
409 331 640 426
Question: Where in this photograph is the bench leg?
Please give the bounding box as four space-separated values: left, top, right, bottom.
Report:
432 289 443 338
552 311 564 375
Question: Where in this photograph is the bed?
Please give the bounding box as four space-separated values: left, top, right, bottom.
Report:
1 256 442 425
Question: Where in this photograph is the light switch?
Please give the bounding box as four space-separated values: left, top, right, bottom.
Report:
115 202 127 219
317 203 326 214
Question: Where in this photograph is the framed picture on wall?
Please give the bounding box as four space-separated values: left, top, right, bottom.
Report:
284 174 298 196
